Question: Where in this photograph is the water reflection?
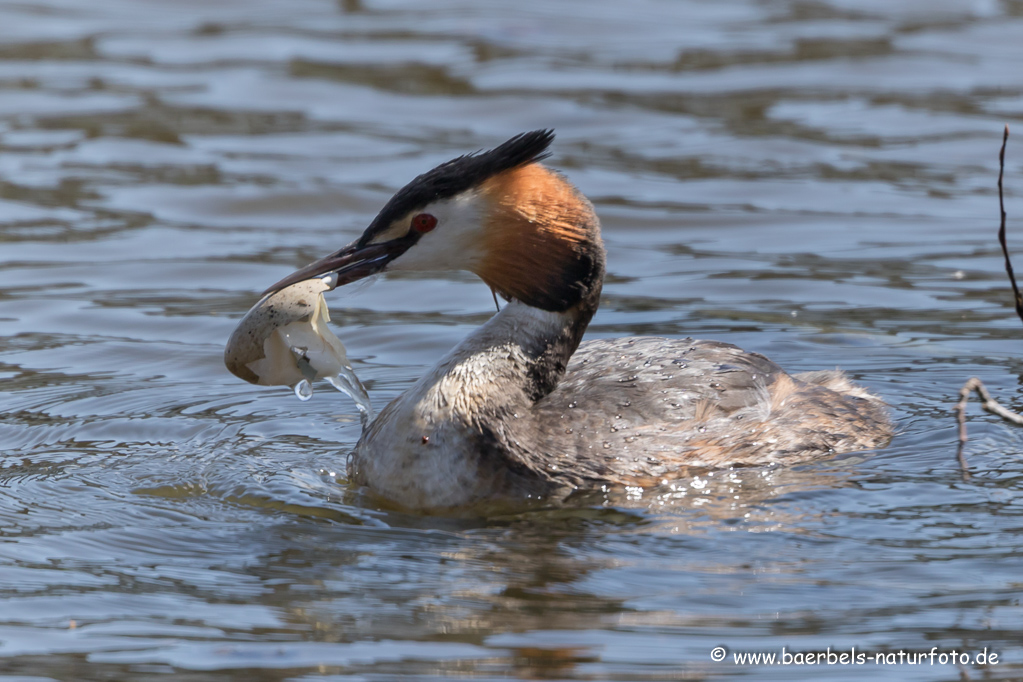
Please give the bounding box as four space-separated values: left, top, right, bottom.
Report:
2 0 1023 679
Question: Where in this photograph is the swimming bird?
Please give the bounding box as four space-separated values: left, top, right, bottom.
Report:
264 130 893 511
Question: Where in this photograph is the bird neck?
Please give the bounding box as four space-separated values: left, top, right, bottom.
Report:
429 283 602 418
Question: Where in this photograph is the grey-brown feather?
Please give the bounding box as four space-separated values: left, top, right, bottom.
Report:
486 337 892 490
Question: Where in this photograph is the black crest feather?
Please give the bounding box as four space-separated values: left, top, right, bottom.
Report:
358 130 555 246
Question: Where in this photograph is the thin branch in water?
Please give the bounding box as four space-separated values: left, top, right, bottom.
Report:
997 125 1023 323
958 378 1023 428
954 377 1023 479
954 379 974 482
953 128 1023 477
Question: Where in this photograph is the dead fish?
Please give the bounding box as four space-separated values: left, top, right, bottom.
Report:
225 274 352 386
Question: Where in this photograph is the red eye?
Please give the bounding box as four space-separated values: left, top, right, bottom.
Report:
411 213 437 233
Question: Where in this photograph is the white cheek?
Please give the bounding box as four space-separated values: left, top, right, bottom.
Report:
387 193 486 273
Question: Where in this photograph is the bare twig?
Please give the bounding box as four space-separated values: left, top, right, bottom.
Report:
956 377 1023 435
954 128 1023 476
955 377 1023 478
960 378 1023 427
954 380 974 481
996 125 1023 323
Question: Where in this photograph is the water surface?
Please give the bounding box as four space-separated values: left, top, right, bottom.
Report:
2 1 1023 680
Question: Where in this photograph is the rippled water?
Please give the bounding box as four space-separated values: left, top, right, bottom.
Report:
2 1 1023 679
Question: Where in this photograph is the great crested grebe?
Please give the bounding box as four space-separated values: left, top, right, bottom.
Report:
264 130 893 511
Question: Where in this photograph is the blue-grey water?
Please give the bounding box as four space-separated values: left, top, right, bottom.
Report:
2 1 1023 680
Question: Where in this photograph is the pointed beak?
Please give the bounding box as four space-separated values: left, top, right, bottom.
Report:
262 237 411 296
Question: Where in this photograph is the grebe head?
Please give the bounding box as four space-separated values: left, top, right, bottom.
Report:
265 130 605 313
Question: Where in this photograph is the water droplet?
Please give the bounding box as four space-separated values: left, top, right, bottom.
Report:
325 366 374 429
294 379 313 401
568 401 577 408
